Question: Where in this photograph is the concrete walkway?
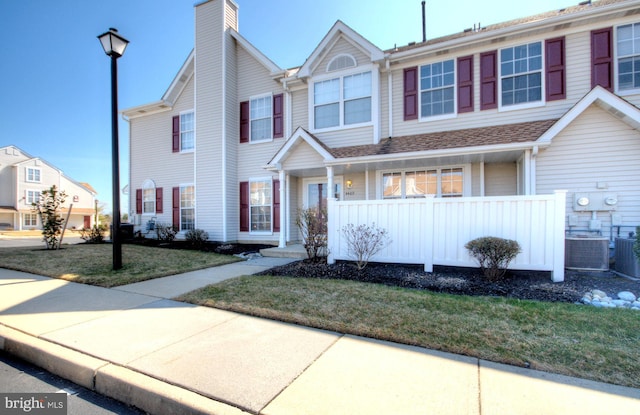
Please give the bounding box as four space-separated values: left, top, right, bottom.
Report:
1 260 639 414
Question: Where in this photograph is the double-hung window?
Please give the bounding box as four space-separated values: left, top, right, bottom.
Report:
382 168 464 199
313 71 372 130
142 182 155 214
250 179 272 232
26 190 40 205
26 168 41 183
180 112 194 151
617 22 640 91
24 213 37 227
500 42 542 107
180 185 195 231
250 95 272 142
420 60 455 118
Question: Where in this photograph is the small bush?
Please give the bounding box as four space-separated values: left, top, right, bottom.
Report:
296 207 327 260
155 223 178 242
31 185 67 250
341 223 391 271
465 236 521 281
185 228 209 249
80 224 108 244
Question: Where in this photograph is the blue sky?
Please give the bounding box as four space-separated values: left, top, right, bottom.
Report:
1 0 574 214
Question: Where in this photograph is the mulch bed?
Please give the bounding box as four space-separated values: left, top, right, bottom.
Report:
256 260 640 303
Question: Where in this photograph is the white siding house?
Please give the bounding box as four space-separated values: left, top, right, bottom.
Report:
0 145 97 231
124 0 640 271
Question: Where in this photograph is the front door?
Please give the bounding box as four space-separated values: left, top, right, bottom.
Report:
304 177 342 211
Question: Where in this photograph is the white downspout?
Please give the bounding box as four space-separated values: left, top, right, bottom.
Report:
386 58 393 140
286 173 291 243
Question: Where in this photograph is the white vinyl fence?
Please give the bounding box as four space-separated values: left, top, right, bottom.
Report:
327 190 567 282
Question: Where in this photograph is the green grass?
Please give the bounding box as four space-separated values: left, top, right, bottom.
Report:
176 275 640 389
0 244 241 287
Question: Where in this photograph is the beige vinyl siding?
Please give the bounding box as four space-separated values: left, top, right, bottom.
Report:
312 37 370 77
342 172 366 202
281 142 325 171
484 163 517 196
319 125 375 148
536 105 640 235
194 0 228 240
288 175 299 242
388 16 640 138
290 87 308 131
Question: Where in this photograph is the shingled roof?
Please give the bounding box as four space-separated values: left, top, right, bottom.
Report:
329 119 558 159
388 0 627 54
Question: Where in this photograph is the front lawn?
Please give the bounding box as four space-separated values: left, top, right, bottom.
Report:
176 274 640 389
0 244 242 287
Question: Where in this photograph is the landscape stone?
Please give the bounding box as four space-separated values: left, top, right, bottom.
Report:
591 289 607 298
617 291 637 302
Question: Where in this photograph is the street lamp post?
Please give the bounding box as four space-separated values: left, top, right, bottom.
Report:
98 28 129 270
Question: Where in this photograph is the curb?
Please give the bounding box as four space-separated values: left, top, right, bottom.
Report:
0 325 250 415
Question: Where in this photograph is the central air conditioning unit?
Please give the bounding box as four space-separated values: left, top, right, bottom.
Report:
614 237 640 278
565 237 609 271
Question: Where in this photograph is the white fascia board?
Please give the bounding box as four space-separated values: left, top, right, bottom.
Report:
390 1 639 63
537 86 640 144
229 29 282 75
298 20 384 78
161 50 195 105
121 100 172 120
268 127 335 167
324 141 546 166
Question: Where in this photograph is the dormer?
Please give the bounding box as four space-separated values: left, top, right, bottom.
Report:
297 21 385 142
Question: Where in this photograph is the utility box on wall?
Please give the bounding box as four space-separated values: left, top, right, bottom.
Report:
573 192 618 212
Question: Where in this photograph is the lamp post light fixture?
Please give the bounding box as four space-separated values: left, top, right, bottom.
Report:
98 28 129 270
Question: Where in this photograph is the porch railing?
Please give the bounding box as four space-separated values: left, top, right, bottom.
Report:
327 190 567 282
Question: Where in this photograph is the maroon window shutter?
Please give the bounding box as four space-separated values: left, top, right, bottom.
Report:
546 37 566 101
591 27 613 91
240 101 250 143
403 67 418 120
273 180 280 232
480 51 497 110
172 116 180 153
239 181 249 232
136 189 142 214
273 94 284 138
457 55 474 113
172 187 180 229
155 187 163 213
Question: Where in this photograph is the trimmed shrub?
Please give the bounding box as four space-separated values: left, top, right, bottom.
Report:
155 223 178 242
185 228 209 249
465 236 521 281
31 185 67 250
296 207 327 260
341 223 391 271
80 224 108 244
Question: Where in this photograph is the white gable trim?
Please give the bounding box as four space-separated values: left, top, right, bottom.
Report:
266 127 335 170
229 29 283 77
537 86 640 144
298 20 384 79
162 50 195 105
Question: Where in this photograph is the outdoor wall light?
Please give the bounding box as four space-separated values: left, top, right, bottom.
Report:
346 180 353 189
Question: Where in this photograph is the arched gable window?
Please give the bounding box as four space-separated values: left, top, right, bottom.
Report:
327 54 356 72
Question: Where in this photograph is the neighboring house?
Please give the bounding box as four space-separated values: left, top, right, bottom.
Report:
124 0 640 249
0 145 97 231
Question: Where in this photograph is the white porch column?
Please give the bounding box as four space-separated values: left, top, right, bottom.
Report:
326 166 334 203
278 169 286 248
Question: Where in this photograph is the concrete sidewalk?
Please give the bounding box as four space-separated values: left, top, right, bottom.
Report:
1 261 639 414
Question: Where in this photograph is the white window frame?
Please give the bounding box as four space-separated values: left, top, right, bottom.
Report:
26 190 40 205
249 93 273 143
180 110 194 152
179 184 195 232
249 177 273 234
142 179 155 215
378 165 471 199
309 65 378 133
615 22 640 95
26 167 41 183
419 59 457 122
327 54 357 72
23 213 37 227
498 41 545 112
